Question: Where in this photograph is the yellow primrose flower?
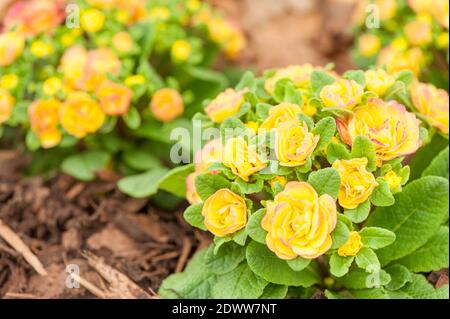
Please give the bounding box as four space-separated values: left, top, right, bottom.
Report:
96 81 133 116
187 0 201 12
186 172 202 204
320 79 364 110
410 82 449 135
358 34 381 57
432 0 449 29
194 139 223 173
59 45 89 90
436 32 449 49
222 137 267 181
0 89 15 124
303 100 318 117
82 48 122 91
60 92 105 138
202 188 247 237
30 40 54 58
377 46 424 77
391 37 409 51
245 121 259 134
408 0 434 14
116 9 131 24
338 231 363 257
28 99 62 148
342 98 421 164
260 103 303 130
332 157 378 209
171 40 192 62
150 6 170 20
0 32 25 67
150 88 184 123
404 20 432 46
262 182 337 260
43 77 63 96
364 69 396 96
0 74 19 91
264 64 314 95
125 75 146 87
275 119 319 167
204 88 245 123
376 0 397 20
80 8 105 33
207 17 246 59
112 32 134 53
87 0 117 9
384 170 402 190
60 34 76 47
3 0 64 37
269 176 287 189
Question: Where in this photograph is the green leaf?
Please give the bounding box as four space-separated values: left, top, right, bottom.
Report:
246 241 320 287
212 263 268 299
287 257 311 272
255 103 272 120
330 219 350 249
117 167 169 198
259 284 288 299
395 70 414 87
195 173 231 201
337 268 391 290
385 264 413 291
400 274 449 299
422 146 449 179
344 200 371 223
326 142 351 164
370 179 395 206
311 70 335 93
245 209 267 244
355 247 380 272
396 226 449 273
359 227 396 249
204 242 246 275
232 229 248 246
158 164 195 198
61 151 111 181
123 106 141 129
158 249 216 298
350 135 377 171
220 117 247 143
409 134 448 180
307 168 341 200
123 149 161 171
312 117 336 150
343 70 365 86
330 253 354 277
183 203 206 231
25 130 40 151
235 71 256 91
366 176 449 266
234 177 264 194
283 81 303 105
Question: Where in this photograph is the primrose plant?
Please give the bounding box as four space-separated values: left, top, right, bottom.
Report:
159 65 449 299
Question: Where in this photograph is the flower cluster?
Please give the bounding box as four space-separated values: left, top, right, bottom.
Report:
0 0 245 155
352 0 449 88
164 65 449 299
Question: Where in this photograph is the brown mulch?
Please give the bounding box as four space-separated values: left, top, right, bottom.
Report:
0 151 211 298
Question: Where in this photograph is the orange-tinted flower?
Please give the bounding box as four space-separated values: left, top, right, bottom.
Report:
150 88 184 122
29 99 62 148
96 81 133 116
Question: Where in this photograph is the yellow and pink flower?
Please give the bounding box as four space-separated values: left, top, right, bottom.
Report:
96 81 133 116
0 89 15 124
338 98 421 165
410 82 449 134
0 32 25 67
3 0 64 37
262 182 337 260
28 99 62 148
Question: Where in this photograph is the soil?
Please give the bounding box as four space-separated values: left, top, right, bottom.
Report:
0 0 447 299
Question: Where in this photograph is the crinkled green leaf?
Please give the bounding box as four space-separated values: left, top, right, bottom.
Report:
307 167 341 200
359 227 396 250
246 209 267 244
195 173 232 201
366 176 449 266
